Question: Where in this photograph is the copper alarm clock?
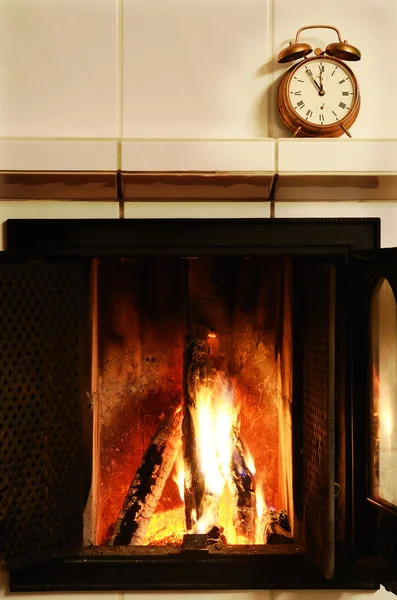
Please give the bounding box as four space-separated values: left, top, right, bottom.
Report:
277 25 361 138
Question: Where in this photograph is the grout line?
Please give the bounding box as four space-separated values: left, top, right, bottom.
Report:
117 0 124 143
267 0 275 139
269 173 279 218
0 136 118 142
117 139 122 171
117 137 276 143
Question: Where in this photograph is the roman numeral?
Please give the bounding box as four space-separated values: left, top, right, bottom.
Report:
342 91 349 96
294 77 304 83
319 114 325 123
306 109 313 118
339 78 346 84
339 102 347 109
319 64 324 73
332 111 339 120
294 91 302 95
296 100 305 109
305 68 313 76
331 67 337 76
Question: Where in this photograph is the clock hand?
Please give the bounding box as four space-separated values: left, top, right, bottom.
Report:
317 68 326 97
305 68 322 92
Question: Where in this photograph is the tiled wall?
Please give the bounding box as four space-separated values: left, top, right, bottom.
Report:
1 0 397 172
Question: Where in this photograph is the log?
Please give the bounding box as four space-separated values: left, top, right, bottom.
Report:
231 430 256 542
183 325 216 530
263 509 293 544
109 405 183 546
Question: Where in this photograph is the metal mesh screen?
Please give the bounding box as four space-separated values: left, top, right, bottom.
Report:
0 263 85 569
301 263 335 579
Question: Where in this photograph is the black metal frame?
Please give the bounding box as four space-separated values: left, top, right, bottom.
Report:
6 217 385 592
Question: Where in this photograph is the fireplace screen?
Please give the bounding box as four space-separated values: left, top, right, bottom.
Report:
88 256 294 550
5 217 387 593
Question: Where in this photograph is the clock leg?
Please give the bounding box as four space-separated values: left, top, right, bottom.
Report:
293 126 302 138
341 124 352 138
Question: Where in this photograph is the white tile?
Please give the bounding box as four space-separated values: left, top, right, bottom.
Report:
273 0 397 139
124 593 272 600
0 201 119 250
124 201 271 219
0 141 118 171
121 141 275 172
122 0 272 139
278 141 397 173
274 587 394 600
274 201 397 248
0 0 118 138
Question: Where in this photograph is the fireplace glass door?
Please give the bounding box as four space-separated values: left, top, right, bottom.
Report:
370 277 397 510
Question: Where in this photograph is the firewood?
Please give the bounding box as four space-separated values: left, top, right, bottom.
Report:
263 509 293 544
183 325 216 530
231 430 256 542
109 405 183 546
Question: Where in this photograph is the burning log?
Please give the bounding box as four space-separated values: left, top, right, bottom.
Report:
109 405 183 546
231 431 256 542
263 509 293 544
183 325 216 530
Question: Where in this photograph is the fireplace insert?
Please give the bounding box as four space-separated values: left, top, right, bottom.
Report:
1 218 397 592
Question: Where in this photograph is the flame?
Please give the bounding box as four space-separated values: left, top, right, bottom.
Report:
245 448 256 477
137 375 279 547
194 377 238 498
172 449 185 502
255 480 267 544
208 332 216 339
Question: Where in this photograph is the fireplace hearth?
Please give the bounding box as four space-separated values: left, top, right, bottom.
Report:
1 218 397 593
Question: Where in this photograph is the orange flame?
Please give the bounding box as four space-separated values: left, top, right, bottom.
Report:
245 448 256 477
193 377 238 501
255 479 267 544
172 449 185 502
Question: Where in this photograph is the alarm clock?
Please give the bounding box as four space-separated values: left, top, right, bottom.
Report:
277 25 361 138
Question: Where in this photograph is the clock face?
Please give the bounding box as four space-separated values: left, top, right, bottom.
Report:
288 58 357 126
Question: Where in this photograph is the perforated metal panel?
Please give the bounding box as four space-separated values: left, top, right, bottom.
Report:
0 262 85 569
300 263 335 579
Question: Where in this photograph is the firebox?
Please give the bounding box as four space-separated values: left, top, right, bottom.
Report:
1 218 397 593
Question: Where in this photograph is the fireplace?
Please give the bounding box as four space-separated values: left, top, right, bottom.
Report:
1 218 397 593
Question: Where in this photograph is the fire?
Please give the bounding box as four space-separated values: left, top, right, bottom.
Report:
193 377 238 506
245 448 256 477
255 480 267 544
172 449 185 502
136 375 283 547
